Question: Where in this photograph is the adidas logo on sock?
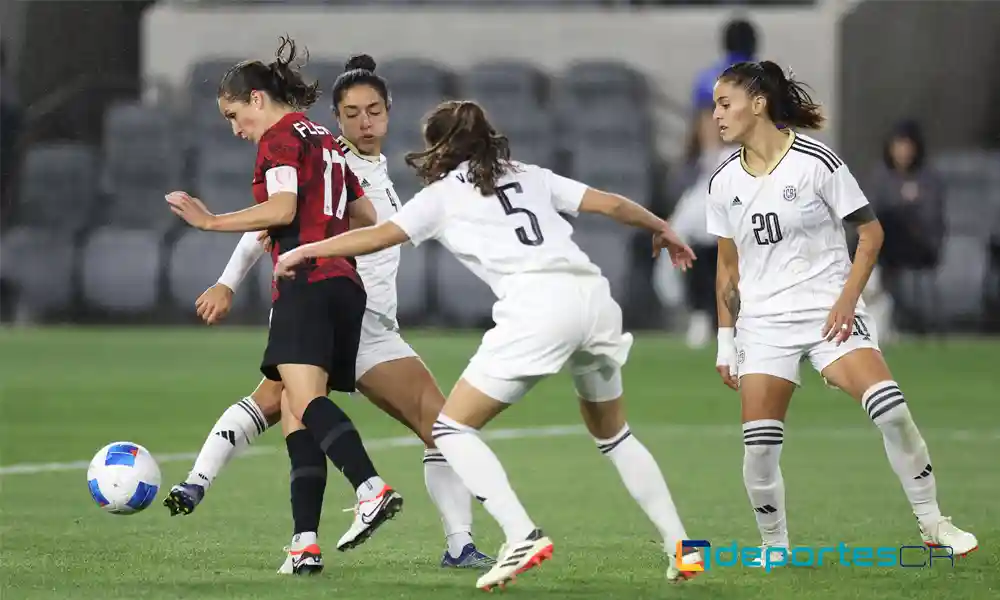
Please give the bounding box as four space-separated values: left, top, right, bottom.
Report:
215 430 236 446
914 463 933 479
754 504 777 514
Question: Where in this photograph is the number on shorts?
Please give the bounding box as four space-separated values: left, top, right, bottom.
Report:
751 212 784 246
322 147 348 219
496 182 544 246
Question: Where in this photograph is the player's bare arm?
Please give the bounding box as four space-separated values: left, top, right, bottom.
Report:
166 190 296 232
715 237 740 390
274 221 409 279
578 188 696 269
348 195 378 228
823 206 884 344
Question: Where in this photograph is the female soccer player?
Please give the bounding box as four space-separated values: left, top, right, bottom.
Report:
166 54 493 572
273 99 701 590
707 61 977 564
165 38 405 571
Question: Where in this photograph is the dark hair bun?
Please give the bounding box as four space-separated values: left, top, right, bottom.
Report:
345 54 377 73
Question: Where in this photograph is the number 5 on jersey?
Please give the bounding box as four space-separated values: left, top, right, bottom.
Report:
496 182 544 246
322 148 348 219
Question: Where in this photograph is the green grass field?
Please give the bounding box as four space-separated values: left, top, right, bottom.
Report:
0 327 997 599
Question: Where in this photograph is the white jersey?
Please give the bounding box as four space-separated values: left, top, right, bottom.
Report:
337 137 402 322
390 161 601 297
705 132 869 319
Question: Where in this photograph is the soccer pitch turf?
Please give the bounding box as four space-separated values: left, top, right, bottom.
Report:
0 327 996 599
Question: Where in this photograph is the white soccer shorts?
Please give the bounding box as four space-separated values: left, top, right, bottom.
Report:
461 274 633 404
354 308 418 381
735 309 881 386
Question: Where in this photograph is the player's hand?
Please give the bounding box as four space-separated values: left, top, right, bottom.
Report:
256 230 273 253
195 283 234 325
822 295 856 345
715 327 740 391
652 227 697 272
274 248 308 280
166 191 216 230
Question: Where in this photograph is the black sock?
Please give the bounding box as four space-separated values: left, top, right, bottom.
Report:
301 397 379 490
286 429 327 535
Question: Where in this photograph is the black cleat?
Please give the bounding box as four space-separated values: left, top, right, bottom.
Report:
163 483 205 516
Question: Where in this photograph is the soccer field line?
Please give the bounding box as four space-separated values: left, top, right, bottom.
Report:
2 422 997 477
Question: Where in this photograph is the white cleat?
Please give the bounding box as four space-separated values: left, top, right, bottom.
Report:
666 550 704 582
743 544 789 570
276 534 323 575
336 485 404 552
920 517 978 557
476 529 553 591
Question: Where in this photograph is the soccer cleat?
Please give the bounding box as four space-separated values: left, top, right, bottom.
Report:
743 544 789 569
919 516 978 557
162 483 205 516
336 485 404 551
441 543 496 569
666 550 703 582
277 536 324 575
476 529 553 591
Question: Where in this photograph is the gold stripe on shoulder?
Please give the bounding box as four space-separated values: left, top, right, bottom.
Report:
337 136 380 163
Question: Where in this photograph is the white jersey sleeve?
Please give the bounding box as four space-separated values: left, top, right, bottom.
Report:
390 187 445 246
819 163 869 219
544 169 588 216
705 186 732 238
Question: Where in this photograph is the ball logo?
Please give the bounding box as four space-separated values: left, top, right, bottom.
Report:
783 185 797 201
737 349 746 365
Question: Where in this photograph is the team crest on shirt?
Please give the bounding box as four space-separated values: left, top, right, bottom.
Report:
782 185 797 201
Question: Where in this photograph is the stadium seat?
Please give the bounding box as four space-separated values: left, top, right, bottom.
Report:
433 242 495 327
460 60 547 108
167 230 256 315
396 241 431 321
487 106 558 168
572 227 633 304
0 227 76 317
102 102 184 231
571 146 653 207
935 235 989 326
188 58 242 103
378 59 453 101
193 141 260 214
16 143 100 233
81 228 162 313
566 107 653 153
387 150 422 203
554 60 649 113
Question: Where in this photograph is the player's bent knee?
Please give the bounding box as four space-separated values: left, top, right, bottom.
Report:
573 365 624 404
251 378 284 423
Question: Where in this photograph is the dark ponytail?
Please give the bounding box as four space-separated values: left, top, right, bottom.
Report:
218 36 320 110
405 100 512 196
331 54 391 114
719 60 824 130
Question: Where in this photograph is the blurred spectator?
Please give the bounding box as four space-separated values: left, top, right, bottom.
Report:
691 17 758 116
1 38 23 222
659 109 736 348
868 119 945 335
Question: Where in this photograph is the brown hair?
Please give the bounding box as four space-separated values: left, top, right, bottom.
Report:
718 60 824 130
404 100 512 195
218 36 320 110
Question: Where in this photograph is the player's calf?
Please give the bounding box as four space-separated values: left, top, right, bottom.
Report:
742 419 789 548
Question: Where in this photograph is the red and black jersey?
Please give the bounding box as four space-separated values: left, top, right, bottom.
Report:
252 112 365 296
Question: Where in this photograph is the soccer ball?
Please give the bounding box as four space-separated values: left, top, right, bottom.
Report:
87 442 161 515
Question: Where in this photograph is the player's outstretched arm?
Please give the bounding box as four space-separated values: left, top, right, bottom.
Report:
273 222 409 279
166 191 296 232
715 238 740 390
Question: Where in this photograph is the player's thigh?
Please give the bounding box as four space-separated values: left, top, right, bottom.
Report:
440 377 519 430
279 388 306 437
249 377 284 425
276 364 330 421
740 374 796 422
810 312 888 401
356 355 444 445
573 364 627 440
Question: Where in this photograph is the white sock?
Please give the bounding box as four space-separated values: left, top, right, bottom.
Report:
595 424 689 552
432 415 537 543
290 531 317 550
186 397 268 489
424 448 475 556
357 476 387 501
742 419 788 547
863 381 942 528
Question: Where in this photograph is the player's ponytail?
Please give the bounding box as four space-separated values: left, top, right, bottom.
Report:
218 35 320 110
405 100 512 196
331 54 392 114
719 60 825 130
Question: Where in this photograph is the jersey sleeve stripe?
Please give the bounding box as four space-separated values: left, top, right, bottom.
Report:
792 138 843 169
791 141 839 173
708 150 741 194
